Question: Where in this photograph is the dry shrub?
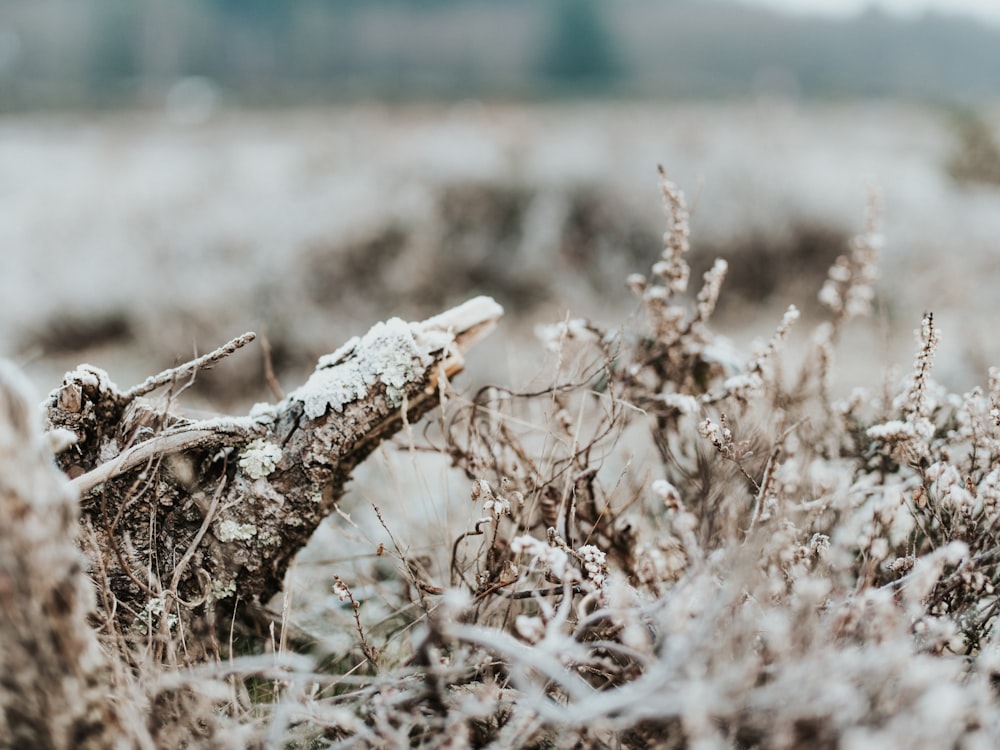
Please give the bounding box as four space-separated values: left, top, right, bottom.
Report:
296 169 1000 747
9 167 1000 749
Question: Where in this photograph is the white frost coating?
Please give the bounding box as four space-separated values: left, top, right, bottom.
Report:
248 401 278 420
652 478 682 507
238 438 282 479
511 534 575 582
515 615 546 643
65 364 118 392
291 317 433 419
216 519 257 542
48 364 118 406
578 544 607 589
535 318 598 353
317 336 360 369
414 296 503 342
289 297 504 420
658 393 700 415
44 427 78 454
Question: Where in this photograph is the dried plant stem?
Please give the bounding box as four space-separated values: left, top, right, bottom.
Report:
260 331 285 401
333 576 380 670
0 363 155 749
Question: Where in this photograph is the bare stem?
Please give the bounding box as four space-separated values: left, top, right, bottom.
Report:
121 331 257 403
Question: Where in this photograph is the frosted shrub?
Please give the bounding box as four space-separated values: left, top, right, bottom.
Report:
321 169 1000 748
40 169 1000 748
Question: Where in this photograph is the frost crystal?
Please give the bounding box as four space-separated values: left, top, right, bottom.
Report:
652 478 682 508
511 535 574 582
578 544 608 589
291 318 432 419
238 439 282 479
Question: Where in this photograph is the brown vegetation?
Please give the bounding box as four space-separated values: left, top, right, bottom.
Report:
5 170 1000 747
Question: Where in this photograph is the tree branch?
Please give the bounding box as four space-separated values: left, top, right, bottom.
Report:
44 296 503 658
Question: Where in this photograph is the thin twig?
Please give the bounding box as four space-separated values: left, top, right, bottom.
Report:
508 585 586 600
260 331 285 401
169 474 227 595
121 331 257 403
333 575 380 671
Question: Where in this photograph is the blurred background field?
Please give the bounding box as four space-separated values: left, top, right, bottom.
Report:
4 0 1000 396
6 100 1000 400
3 0 1000 406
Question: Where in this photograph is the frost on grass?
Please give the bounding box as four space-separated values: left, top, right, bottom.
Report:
290 317 433 419
26 171 1000 748
329 178 1000 749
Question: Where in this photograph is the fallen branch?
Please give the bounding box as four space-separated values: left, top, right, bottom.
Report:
44 296 503 659
71 421 264 497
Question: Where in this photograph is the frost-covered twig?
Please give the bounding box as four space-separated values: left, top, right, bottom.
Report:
121 331 257 402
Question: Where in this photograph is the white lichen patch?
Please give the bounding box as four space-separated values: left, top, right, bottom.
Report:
216 519 257 542
255 527 279 546
291 317 433 419
211 578 237 600
238 438 282 479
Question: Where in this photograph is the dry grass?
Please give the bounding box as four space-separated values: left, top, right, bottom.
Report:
153 171 1000 746
8 160 1000 748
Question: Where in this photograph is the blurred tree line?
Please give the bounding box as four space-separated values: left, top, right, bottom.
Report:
0 0 999 109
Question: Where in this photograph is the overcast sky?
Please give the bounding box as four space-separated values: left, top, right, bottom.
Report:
738 0 1000 26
